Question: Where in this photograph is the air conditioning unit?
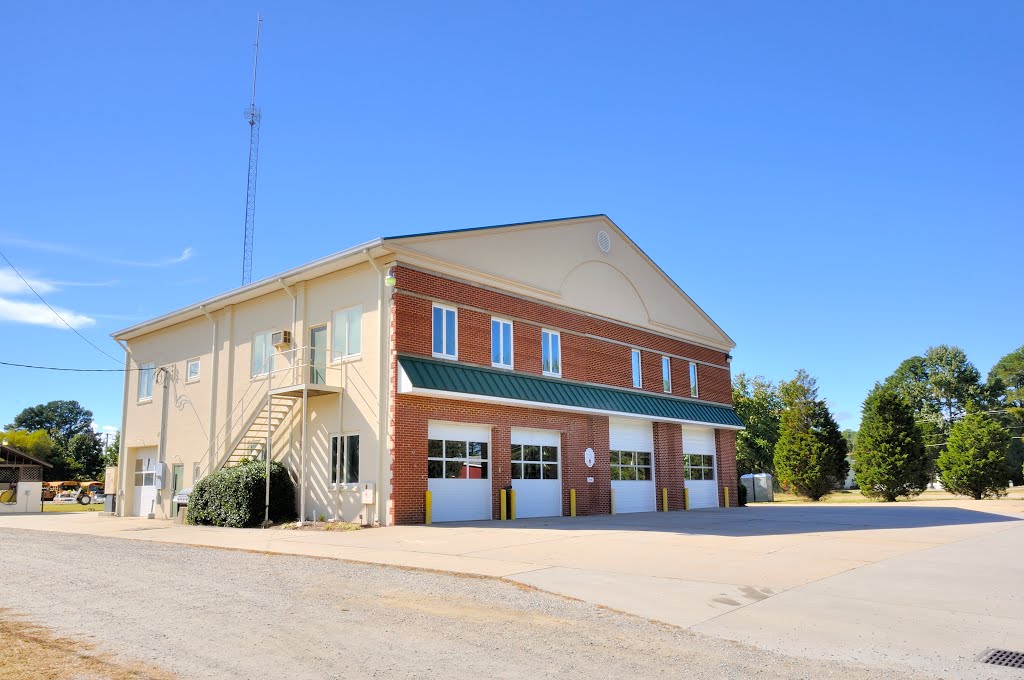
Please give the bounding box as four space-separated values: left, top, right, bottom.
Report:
271 330 292 349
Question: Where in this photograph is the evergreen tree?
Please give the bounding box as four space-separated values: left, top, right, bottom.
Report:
773 370 848 501
854 385 930 501
937 413 1011 499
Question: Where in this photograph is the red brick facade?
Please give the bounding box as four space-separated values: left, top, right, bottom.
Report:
387 266 739 525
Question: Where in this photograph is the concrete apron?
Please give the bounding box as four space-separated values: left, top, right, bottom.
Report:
3 500 1023 679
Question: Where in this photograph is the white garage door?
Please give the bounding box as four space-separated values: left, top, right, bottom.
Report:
427 422 492 522
511 428 561 518
682 426 718 509
609 418 655 513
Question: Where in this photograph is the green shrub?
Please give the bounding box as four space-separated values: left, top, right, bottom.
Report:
736 481 748 507
186 458 297 527
937 413 1010 500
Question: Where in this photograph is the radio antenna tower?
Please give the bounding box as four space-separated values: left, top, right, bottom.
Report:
241 13 263 285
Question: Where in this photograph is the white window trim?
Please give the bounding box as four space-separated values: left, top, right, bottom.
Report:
185 358 201 384
490 316 514 370
330 433 360 488
662 356 671 393
541 329 561 377
631 349 642 389
432 303 458 361
137 363 154 403
251 330 276 380
330 305 363 363
689 361 699 398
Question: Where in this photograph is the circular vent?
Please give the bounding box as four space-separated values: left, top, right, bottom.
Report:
597 230 612 253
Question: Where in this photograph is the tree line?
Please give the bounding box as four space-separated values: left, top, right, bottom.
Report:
733 345 1024 501
1 400 118 481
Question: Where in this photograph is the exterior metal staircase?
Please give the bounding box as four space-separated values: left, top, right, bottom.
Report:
218 394 299 469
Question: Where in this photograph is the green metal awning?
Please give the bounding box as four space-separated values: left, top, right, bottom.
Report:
397 354 744 429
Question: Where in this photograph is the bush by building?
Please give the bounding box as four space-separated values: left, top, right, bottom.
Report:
186 458 297 528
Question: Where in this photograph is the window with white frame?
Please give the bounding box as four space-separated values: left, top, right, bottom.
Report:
137 363 154 401
432 304 457 360
330 434 360 484
185 358 200 383
689 362 699 398
427 438 489 479
332 306 362 360
510 444 559 480
609 450 653 481
541 329 561 377
662 356 671 393
631 349 642 388
134 458 155 486
684 453 714 480
491 317 513 369
251 332 275 377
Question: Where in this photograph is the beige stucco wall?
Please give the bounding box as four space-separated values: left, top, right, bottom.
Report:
119 261 386 523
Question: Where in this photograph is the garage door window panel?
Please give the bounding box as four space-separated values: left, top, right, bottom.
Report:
610 450 652 481
685 453 715 481
428 438 488 480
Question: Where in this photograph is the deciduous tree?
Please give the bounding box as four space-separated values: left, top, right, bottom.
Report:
732 373 782 476
7 400 94 448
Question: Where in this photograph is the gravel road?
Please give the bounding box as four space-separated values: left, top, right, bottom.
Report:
0 528 920 680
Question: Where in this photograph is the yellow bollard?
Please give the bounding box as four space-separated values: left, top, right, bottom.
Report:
684 487 690 511
610 488 616 515
724 487 730 508
570 488 576 517
510 489 517 520
662 487 668 512
500 488 507 521
425 490 432 525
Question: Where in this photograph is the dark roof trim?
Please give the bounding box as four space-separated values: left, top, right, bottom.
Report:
398 355 744 429
0 444 54 468
383 214 607 241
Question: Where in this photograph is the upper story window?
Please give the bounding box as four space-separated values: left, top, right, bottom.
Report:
689 362 699 398
662 356 671 393
332 306 362 360
491 317 513 369
432 304 457 360
631 349 642 388
541 329 561 377
185 358 200 383
137 363 154 401
251 331 275 378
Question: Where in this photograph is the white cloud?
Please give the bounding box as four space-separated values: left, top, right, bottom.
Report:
1 235 194 268
0 268 56 295
0 297 95 329
107 246 193 268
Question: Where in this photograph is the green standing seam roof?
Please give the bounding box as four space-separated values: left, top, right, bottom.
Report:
398 355 744 429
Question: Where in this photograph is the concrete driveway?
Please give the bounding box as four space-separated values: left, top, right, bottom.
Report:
3 500 1023 678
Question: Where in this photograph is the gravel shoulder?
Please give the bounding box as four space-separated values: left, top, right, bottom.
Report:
0 528 922 680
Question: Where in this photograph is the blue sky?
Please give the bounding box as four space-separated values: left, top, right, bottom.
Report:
1 2 1021 433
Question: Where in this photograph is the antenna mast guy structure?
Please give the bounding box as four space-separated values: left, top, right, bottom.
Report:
241 14 263 285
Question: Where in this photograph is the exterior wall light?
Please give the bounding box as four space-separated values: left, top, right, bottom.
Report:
384 269 396 287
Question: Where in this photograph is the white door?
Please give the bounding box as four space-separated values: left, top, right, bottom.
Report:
511 428 561 518
682 427 719 508
132 453 158 517
609 418 656 513
427 422 491 522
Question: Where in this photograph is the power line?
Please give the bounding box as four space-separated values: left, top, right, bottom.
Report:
0 248 121 364
0 360 138 372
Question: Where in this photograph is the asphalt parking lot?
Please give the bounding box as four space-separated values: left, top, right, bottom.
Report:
2 499 1022 679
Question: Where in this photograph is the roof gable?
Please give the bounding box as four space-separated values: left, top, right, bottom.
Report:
386 215 735 351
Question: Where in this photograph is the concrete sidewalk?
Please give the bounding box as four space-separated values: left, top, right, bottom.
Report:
3 500 1023 678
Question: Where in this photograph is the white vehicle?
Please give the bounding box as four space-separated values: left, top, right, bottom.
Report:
51 491 81 505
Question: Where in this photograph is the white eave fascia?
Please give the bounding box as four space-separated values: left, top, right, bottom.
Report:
113 238 388 341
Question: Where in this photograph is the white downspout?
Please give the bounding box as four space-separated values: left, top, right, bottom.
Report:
113 338 132 517
365 249 390 526
199 306 218 477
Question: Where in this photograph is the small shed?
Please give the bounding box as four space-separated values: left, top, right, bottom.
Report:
740 473 774 503
0 444 52 513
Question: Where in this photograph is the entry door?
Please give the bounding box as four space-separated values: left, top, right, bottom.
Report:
682 427 719 508
171 464 184 517
609 418 656 513
511 428 561 518
133 455 158 517
309 325 327 384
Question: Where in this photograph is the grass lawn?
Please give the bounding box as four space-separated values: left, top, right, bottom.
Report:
42 503 105 513
752 487 1024 504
